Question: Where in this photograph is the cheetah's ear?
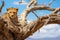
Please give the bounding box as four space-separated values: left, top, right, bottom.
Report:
16 8 18 11
7 8 10 11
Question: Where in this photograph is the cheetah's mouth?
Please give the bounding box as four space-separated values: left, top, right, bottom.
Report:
8 15 17 20
9 16 15 19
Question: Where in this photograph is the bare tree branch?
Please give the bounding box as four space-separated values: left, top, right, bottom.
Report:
19 5 60 26
48 0 55 6
27 0 37 8
0 0 4 12
32 11 39 18
22 14 60 39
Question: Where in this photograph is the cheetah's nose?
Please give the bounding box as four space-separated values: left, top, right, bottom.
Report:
11 15 14 17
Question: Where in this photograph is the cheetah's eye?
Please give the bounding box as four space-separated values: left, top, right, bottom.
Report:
9 12 12 13
13 12 16 14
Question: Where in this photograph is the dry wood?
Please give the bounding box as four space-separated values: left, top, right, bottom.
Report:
0 0 60 40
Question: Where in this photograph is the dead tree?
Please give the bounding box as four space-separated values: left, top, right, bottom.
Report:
0 0 60 40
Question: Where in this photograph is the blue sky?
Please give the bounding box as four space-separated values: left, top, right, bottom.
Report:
0 0 60 40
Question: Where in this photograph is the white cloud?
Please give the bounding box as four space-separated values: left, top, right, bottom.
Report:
27 20 31 24
28 24 60 38
40 29 47 33
43 24 60 29
13 1 19 5
13 1 27 5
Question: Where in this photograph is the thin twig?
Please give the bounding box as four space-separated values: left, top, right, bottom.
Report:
0 0 4 12
48 0 55 6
